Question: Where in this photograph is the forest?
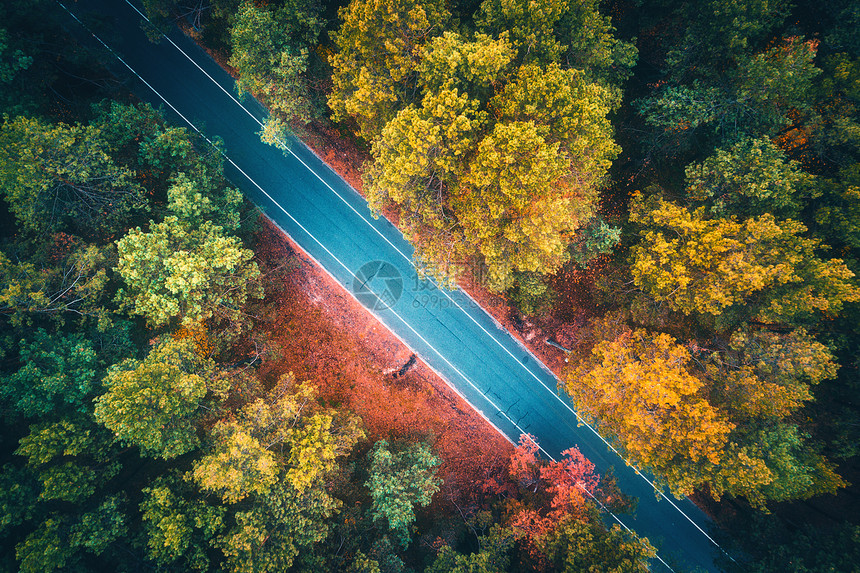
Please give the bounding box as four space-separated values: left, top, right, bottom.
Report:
0 0 859 571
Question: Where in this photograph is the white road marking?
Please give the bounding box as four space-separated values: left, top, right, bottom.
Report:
60 0 730 567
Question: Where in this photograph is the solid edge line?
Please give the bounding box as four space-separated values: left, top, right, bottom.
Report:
70 1 714 567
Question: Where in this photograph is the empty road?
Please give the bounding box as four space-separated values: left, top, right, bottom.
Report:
60 1 729 570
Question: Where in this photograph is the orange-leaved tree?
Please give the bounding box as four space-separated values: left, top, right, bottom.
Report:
565 325 734 497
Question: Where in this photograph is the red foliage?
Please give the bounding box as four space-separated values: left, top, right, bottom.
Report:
508 505 553 571
510 433 541 488
507 435 599 513
503 436 602 551
510 507 554 540
503 436 602 564
481 473 515 497
540 446 599 513
252 220 514 515
49 232 80 261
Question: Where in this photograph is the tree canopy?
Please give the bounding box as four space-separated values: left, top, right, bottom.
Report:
94 338 215 459
115 216 262 328
366 440 441 543
566 324 733 496
0 116 145 236
331 0 630 300
229 0 324 124
1 329 97 416
629 194 859 321
3 0 860 569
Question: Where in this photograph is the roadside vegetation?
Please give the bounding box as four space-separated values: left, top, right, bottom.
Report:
0 0 858 571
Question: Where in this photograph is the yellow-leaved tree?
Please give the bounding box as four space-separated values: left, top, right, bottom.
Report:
700 326 846 506
565 317 847 506
115 216 262 329
364 41 619 291
565 323 733 497
95 338 216 459
328 0 451 142
331 0 634 307
629 194 859 321
192 375 364 571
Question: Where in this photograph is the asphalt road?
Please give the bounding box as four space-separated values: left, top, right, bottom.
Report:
60 1 729 570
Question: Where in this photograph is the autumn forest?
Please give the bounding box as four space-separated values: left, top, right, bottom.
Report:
1 0 859 571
